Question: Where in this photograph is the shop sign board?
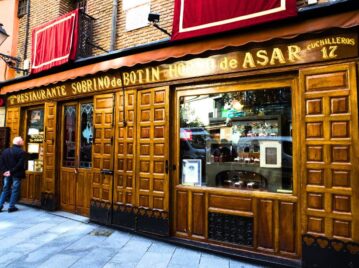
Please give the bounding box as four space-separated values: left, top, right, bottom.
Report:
7 32 358 106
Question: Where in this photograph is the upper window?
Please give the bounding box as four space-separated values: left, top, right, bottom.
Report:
179 87 293 193
123 0 150 31
18 0 28 18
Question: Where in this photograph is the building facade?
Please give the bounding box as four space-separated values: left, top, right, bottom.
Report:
1 0 359 267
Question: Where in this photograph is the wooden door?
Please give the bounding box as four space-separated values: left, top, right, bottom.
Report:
136 87 170 211
60 100 94 215
91 94 115 206
114 90 137 205
300 63 359 242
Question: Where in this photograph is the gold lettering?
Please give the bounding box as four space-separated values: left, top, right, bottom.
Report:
151 67 160 82
270 48 286 65
46 88 53 98
32 92 38 101
93 78 98 90
104 76 111 88
123 72 130 86
288 45 302 62
168 65 177 78
61 85 66 96
229 59 238 69
242 52 256 68
256 50 269 66
98 76 105 90
41 90 46 99
51 88 57 97
129 71 136 84
137 69 144 84
81 80 87 92
71 83 77 94
87 79 94 91
219 57 229 70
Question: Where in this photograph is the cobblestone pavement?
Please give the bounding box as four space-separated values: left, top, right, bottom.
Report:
0 205 265 268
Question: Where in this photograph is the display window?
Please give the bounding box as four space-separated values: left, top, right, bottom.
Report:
26 107 44 172
179 86 293 193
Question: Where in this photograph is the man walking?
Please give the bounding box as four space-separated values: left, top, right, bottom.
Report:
0 136 27 212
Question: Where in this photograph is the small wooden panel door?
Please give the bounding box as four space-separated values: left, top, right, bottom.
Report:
114 90 137 205
60 100 94 215
6 107 20 144
300 63 359 241
92 94 115 204
136 87 169 210
43 102 57 193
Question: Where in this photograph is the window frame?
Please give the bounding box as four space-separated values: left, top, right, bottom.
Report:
174 77 299 197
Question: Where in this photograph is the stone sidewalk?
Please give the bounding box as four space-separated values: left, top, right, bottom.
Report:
0 205 265 268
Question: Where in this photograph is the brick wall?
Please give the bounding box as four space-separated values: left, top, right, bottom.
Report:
16 0 74 75
14 0 332 74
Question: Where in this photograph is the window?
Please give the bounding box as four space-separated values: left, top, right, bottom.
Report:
122 0 150 31
179 87 293 193
18 0 28 18
76 0 87 11
26 108 44 172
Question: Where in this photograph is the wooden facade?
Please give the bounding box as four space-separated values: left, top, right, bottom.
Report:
3 27 359 266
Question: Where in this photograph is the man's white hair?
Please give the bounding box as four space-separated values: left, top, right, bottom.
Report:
13 136 23 145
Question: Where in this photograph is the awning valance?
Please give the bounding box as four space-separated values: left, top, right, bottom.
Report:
2 10 359 94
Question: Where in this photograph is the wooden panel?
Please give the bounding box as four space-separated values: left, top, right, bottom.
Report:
5 107 20 143
60 169 76 211
307 169 324 186
20 173 42 205
279 202 296 253
307 193 324 210
136 87 169 210
306 98 322 115
176 190 188 233
92 94 114 203
306 122 323 138
114 90 136 205
332 195 351 213
332 170 350 188
43 102 57 193
333 219 351 238
307 217 325 234
306 71 347 91
300 63 359 240
257 199 274 250
76 169 93 215
209 194 252 212
192 192 205 237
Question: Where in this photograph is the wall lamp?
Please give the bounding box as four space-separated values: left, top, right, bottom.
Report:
0 23 27 73
148 13 171 37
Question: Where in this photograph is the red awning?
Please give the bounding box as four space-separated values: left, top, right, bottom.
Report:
2 10 359 94
171 0 297 40
31 9 79 74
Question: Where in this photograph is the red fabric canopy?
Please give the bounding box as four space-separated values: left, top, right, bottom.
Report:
31 9 79 74
172 0 297 40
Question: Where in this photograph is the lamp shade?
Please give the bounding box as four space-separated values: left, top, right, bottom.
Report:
0 23 9 46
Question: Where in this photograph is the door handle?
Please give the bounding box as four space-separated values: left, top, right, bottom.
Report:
101 169 114 175
165 160 169 174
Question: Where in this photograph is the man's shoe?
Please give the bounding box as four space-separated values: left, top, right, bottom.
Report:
0 205 3 212
8 207 19 213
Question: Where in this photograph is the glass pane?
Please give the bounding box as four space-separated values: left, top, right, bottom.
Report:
179 87 293 193
79 103 93 168
26 108 44 172
63 105 77 167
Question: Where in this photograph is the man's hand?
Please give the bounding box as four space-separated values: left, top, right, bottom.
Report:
3 171 10 177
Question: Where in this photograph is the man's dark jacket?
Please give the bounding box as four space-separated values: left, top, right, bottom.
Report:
0 145 27 178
